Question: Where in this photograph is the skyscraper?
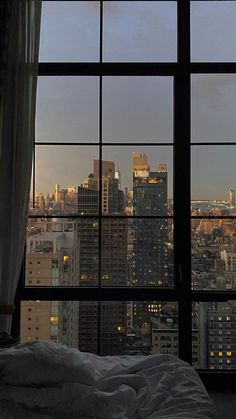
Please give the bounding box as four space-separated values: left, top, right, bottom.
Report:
132 153 170 328
94 160 115 180
133 153 168 285
21 220 80 347
77 161 128 355
228 189 236 207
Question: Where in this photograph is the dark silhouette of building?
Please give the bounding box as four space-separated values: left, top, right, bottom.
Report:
77 161 127 355
132 153 169 330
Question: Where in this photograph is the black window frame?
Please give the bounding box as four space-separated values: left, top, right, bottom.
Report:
12 0 236 384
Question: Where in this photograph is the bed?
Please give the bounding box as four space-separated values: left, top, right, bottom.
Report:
0 341 218 419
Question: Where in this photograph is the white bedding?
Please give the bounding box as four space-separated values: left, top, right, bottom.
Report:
0 341 218 419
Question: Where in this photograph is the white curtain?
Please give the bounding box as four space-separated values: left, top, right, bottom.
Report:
0 0 41 332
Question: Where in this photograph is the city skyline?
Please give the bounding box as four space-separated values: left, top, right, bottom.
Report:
34 149 236 202
26 153 236 366
34 149 172 196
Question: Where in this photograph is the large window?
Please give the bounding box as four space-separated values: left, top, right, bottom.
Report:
17 0 236 370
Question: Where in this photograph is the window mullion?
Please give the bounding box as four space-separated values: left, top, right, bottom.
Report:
174 0 192 364
97 0 104 356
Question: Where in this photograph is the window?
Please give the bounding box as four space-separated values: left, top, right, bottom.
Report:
16 0 236 371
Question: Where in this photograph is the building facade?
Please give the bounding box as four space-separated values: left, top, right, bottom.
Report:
21 220 80 347
132 153 171 332
77 161 128 355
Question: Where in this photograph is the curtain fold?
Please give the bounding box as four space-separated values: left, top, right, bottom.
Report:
0 0 41 332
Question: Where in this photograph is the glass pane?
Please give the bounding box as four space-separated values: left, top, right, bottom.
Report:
21 301 178 356
101 218 128 287
103 77 173 143
80 302 145 355
102 146 173 215
191 1 236 62
77 219 99 287
192 218 236 291
36 77 99 142
103 1 177 62
191 75 236 142
39 1 100 62
101 218 174 288
193 302 236 369
26 218 98 287
131 219 173 287
191 146 236 204
148 302 178 356
33 145 99 216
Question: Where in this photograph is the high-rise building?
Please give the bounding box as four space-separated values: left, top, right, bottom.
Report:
133 152 149 177
52 184 78 213
228 189 236 207
55 184 62 203
80 163 123 215
78 184 99 215
21 220 80 347
151 303 199 367
77 161 128 355
94 160 115 180
204 302 236 369
132 153 170 330
133 153 168 286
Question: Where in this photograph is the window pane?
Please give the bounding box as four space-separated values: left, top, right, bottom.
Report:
191 1 236 62
26 215 173 289
33 146 173 214
33 145 99 216
102 146 173 216
131 219 173 287
193 302 236 369
101 218 128 287
21 301 178 356
36 77 99 142
101 219 174 288
192 218 236 291
77 219 99 286
39 1 100 62
103 1 177 62
191 75 236 142
26 218 98 287
191 146 236 203
103 77 173 143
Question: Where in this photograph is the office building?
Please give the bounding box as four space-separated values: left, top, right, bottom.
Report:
206 302 236 369
228 189 236 207
78 161 128 355
132 153 171 338
21 220 80 347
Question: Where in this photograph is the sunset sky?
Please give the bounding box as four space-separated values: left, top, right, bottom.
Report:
35 1 236 200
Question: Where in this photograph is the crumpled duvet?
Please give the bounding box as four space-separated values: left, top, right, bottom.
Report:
0 341 218 419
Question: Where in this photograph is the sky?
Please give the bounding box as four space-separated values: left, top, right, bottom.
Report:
35 1 236 200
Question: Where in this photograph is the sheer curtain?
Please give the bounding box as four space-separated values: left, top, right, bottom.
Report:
0 0 41 333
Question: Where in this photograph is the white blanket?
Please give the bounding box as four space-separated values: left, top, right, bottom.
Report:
0 341 218 419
